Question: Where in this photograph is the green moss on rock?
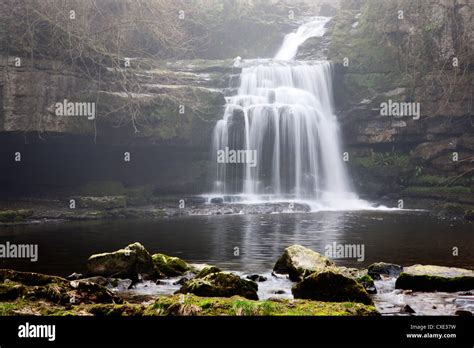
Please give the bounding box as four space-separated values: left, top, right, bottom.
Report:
152 253 191 277
395 265 474 292
176 272 258 300
0 209 34 223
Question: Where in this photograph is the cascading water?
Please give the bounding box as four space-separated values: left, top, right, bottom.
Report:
210 17 371 210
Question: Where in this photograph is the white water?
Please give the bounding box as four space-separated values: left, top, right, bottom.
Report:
210 17 377 211
275 16 331 60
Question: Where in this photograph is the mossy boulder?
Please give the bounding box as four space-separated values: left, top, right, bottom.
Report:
273 245 334 281
0 269 121 306
0 209 34 223
195 266 221 279
368 262 403 280
176 272 258 300
395 265 474 292
152 253 191 277
356 275 377 294
87 242 157 281
292 270 373 305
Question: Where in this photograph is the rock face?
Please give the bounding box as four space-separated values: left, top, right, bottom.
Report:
176 272 258 300
368 262 403 280
273 244 334 281
319 0 474 203
395 265 474 292
87 242 156 281
292 270 373 305
151 253 191 277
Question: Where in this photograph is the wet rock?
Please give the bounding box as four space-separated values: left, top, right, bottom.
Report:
176 272 258 300
0 209 34 223
87 242 157 281
273 244 334 281
246 274 267 282
173 277 191 286
368 262 403 280
401 304 416 314
395 265 474 292
357 275 377 294
79 276 109 287
292 270 373 305
152 253 191 277
455 309 472 316
0 269 121 305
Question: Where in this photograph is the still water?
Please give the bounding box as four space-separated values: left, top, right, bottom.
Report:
1 210 472 277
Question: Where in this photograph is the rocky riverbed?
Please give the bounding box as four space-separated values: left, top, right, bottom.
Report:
1 243 473 316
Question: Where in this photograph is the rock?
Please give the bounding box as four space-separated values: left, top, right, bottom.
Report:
412 139 457 162
176 272 258 300
0 269 121 305
401 304 416 314
173 277 191 286
79 276 110 287
455 310 472 316
273 244 334 281
151 253 191 277
292 270 373 305
195 266 221 279
357 275 377 294
368 262 403 280
87 242 157 281
71 196 127 210
395 265 474 292
246 274 267 282
0 209 34 223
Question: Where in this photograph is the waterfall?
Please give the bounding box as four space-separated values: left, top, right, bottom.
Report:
210 17 371 210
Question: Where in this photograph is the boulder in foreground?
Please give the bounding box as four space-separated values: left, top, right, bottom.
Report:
395 265 474 292
368 262 403 280
292 270 373 305
273 244 334 281
87 242 156 281
176 272 258 300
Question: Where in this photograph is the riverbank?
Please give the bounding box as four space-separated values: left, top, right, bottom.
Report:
1 243 473 316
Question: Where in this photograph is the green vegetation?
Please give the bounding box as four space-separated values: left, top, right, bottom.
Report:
0 209 34 223
152 253 191 277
